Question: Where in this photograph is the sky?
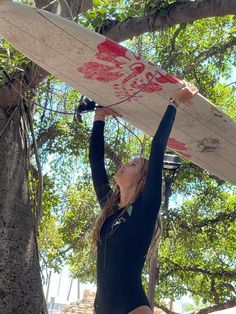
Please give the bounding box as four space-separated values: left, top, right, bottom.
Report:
43 266 96 304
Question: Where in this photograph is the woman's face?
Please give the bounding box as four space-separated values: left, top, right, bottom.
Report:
114 158 143 187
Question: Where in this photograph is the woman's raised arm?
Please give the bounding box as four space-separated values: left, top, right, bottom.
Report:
89 107 121 208
142 83 198 213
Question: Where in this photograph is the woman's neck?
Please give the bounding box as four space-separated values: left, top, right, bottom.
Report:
118 186 136 207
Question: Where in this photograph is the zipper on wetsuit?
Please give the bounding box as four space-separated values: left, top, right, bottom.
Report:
103 237 107 269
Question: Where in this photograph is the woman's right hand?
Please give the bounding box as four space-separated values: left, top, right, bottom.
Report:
94 107 122 121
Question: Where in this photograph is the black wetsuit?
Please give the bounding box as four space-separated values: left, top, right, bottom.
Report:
89 105 176 314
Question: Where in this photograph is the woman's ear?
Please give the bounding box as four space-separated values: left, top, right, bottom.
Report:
140 177 146 190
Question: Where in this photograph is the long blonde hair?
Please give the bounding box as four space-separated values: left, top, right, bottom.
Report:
92 157 162 266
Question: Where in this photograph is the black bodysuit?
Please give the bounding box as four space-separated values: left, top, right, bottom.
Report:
89 105 176 314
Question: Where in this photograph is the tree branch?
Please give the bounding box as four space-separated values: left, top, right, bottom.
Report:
183 36 236 75
194 300 236 314
35 124 60 151
34 0 93 17
102 0 236 42
211 275 220 304
222 282 236 295
162 259 236 280
34 0 58 14
192 211 236 229
164 23 187 69
34 122 122 167
154 302 179 314
166 209 236 231
0 63 48 109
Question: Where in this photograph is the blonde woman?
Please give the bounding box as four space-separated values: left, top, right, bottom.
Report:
89 84 198 314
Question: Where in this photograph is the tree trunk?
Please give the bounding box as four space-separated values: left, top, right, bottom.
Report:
0 104 47 313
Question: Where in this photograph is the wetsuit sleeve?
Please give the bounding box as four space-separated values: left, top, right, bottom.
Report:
141 105 176 208
89 120 112 208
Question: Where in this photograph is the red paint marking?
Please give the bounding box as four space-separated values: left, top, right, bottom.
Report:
130 72 162 93
156 72 180 84
178 151 192 159
77 38 179 100
168 138 187 150
96 39 131 67
78 62 123 82
168 137 191 159
121 63 145 84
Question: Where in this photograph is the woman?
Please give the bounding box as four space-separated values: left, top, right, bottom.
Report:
89 84 198 314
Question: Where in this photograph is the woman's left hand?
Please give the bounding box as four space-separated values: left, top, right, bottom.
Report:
172 81 198 107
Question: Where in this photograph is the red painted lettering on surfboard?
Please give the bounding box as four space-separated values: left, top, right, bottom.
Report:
155 72 179 84
178 151 192 159
77 38 179 100
95 39 132 67
130 72 163 93
78 62 123 82
168 137 191 159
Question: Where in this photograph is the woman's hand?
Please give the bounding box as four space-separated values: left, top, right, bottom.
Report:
94 107 122 121
171 81 198 108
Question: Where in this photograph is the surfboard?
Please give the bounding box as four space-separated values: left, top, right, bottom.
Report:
0 0 236 185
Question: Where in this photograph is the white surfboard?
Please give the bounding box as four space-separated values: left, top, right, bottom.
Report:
0 0 236 185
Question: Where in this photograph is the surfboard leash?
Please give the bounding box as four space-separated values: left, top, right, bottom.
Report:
0 67 175 156
1 66 178 116
0 68 145 154
0 67 76 115
75 97 145 155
